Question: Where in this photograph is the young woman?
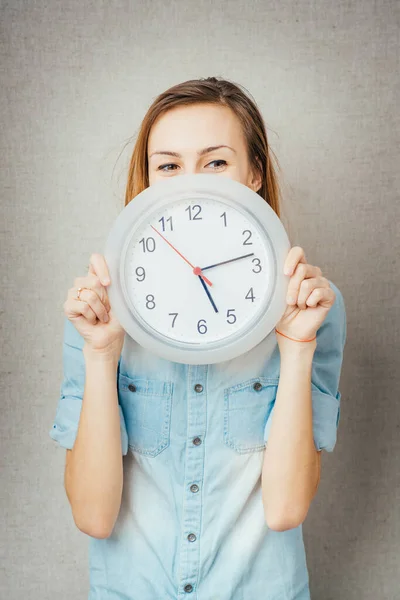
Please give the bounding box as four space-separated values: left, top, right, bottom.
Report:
50 76 346 599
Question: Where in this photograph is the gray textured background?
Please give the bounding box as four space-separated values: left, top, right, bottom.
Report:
1 1 399 599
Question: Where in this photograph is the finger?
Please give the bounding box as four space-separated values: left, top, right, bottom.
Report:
284 246 307 276
88 253 111 286
305 285 336 308
286 264 323 305
68 286 109 323
64 298 99 325
73 275 111 313
297 276 329 309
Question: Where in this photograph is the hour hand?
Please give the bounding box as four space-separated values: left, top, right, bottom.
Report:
198 275 218 313
201 252 254 271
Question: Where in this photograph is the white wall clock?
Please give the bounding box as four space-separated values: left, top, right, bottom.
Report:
104 173 291 365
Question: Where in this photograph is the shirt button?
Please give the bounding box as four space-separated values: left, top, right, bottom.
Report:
253 381 263 391
184 584 193 593
190 484 199 493
193 437 202 446
187 533 197 542
128 383 136 392
194 383 203 393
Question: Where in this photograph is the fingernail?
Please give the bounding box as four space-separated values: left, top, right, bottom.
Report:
104 314 109 322
102 278 110 285
287 296 295 304
284 267 292 276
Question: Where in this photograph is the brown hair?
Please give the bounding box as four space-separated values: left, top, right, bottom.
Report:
123 76 282 218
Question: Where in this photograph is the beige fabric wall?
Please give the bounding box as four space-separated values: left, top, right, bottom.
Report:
1 1 399 598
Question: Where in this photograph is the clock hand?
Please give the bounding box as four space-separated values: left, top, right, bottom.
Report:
150 225 213 287
201 252 255 271
198 275 218 314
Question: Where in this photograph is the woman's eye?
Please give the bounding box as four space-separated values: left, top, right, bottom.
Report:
158 163 178 172
207 160 227 169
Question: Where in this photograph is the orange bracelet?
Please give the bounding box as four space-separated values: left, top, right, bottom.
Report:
275 327 317 343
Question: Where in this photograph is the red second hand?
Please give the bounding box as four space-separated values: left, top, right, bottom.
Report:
150 225 213 287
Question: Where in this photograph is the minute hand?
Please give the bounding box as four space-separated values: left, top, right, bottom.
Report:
201 252 255 271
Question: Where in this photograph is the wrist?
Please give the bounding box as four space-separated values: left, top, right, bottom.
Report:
83 343 121 366
276 331 317 356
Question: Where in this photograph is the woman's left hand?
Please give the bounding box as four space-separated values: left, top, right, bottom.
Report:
275 246 336 342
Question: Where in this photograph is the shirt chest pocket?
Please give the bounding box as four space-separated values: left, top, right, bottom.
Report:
223 377 279 454
118 373 173 457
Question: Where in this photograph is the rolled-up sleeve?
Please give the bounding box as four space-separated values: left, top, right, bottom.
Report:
49 317 129 455
264 280 347 452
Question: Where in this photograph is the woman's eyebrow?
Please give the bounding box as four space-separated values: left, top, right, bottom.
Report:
149 145 237 158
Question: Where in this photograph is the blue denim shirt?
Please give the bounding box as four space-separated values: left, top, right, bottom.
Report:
49 280 346 600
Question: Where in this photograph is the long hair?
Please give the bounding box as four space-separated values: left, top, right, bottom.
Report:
123 76 282 218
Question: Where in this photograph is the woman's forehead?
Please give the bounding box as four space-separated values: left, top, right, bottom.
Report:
148 105 244 155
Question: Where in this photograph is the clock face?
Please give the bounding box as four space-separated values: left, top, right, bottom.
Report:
122 196 274 346
104 174 290 364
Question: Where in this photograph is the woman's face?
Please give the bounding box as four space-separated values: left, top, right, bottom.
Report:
147 103 261 192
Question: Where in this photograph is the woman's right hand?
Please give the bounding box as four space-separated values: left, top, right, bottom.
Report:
63 253 125 357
